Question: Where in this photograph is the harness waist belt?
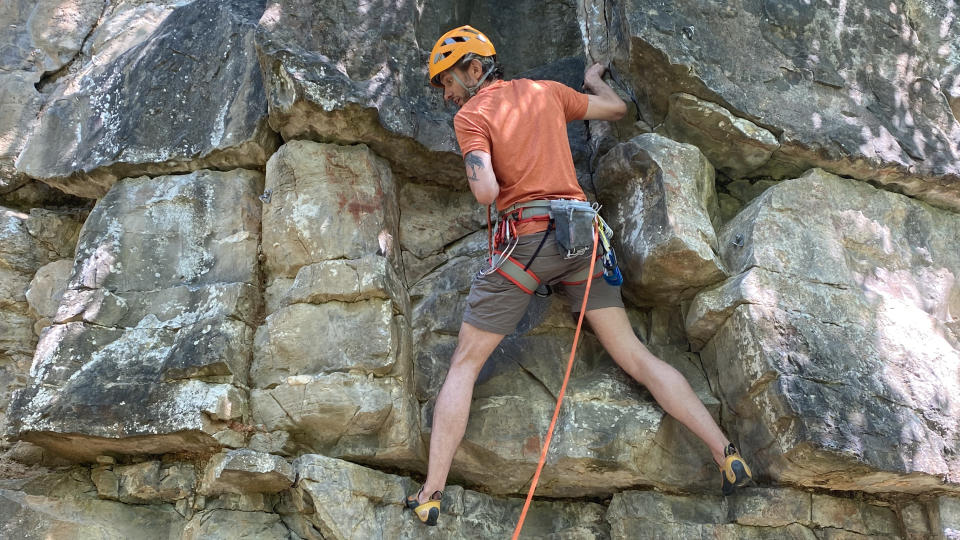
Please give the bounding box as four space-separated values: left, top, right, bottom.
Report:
500 199 553 216
500 199 581 223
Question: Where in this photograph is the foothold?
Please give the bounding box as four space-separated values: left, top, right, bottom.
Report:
96 455 116 465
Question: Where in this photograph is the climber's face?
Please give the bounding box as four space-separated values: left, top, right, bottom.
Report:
439 60 482 107
439 69 468 107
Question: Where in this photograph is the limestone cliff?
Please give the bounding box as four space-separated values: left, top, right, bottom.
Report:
1 0 958 538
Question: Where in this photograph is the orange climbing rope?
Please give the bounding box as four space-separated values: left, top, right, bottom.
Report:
511 228 599 540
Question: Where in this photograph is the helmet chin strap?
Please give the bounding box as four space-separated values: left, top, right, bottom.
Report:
451 64 497 98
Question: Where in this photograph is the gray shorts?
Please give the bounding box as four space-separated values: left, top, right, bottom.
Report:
463 230 624 335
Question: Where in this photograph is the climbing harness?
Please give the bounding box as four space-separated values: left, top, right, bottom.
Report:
478 199 620 294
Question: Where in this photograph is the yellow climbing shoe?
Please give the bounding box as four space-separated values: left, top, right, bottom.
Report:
405 487 442 526
720 444 753 496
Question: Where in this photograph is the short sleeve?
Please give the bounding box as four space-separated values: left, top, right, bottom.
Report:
547 80 590 122
453 109 491 155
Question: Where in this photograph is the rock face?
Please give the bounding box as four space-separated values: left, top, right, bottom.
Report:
582 0 960 211
199 449 293 496
658 93 780 178
251 140 421 469
181 510 290 540
0 207 83 448
8 169 263 460
0 211 46 446
409 233 719 497
398 181 486 284
2 0 959 538
110 461 195 504
25 259 73 335
6 462 948 540
285 453 608 539
0 0 103 194
259 141 401 281
0 0 102 74
0 468 186 540
15 0 277 199
0 72 44 195
607 488 901 539
255 0 589 187
255 0 463 186
687 169 960 494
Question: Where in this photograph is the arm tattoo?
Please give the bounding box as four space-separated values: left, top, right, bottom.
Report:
464 152 484 183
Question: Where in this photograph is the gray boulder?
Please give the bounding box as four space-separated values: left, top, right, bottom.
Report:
0 467 185 539
260 141 400 285
8 169 263 461
596 133 726 306
15 0 277 199
181 509 290 540
399 182 486 282
607 488 899 539
0 0 102 73
250 372 421 468
658 93 780 178
0 206 81 446
0 0 103 194
581 0 960 211
937 496 960 540
0 72 44 195
255 0 463 186
19 208 86 337
283 453 608 540
25 259 73 335
687 169 960 494
252 140 419 467
199 449 293 496
112 461 195 504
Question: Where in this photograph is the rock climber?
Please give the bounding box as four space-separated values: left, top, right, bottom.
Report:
406 25 752 526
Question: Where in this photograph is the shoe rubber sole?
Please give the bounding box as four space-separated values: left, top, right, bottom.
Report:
417 505 439 526
721 460 751 496
406 491 441 526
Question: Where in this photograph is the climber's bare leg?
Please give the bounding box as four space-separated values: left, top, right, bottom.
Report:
585 306 729 466
418 322 504 503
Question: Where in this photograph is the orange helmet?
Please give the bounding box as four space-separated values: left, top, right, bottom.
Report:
428 25 496 87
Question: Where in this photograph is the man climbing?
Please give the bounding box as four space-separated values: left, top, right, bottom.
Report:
406 25 752 526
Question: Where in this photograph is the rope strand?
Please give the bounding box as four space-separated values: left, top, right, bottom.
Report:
511 228 599 540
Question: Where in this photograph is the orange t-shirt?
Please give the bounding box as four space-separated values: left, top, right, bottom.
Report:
454 79 589 236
